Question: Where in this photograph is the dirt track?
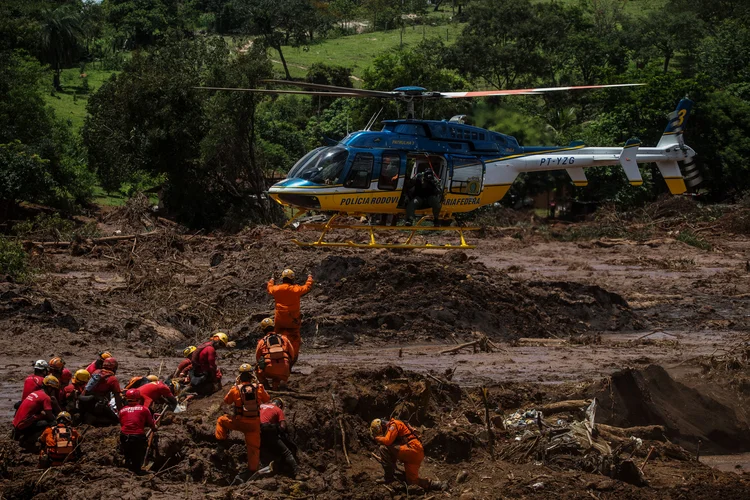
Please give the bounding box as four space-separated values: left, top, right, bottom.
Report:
1 200 749 498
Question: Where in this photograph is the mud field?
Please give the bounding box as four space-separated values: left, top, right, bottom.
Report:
1 198 749 498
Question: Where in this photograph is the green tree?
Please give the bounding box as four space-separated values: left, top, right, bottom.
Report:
0 141 54 217
105 0 190 48
40 5 84 90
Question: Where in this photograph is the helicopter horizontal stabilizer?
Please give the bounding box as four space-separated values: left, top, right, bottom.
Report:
566 167 588 187
656 161 687 194
619 138 642 186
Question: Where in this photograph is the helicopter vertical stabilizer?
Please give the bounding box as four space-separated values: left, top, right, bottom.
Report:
619 138 642 186
657 161 687 194
657 98 692 148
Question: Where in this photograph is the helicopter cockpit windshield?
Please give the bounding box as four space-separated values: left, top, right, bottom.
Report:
294 146 349 185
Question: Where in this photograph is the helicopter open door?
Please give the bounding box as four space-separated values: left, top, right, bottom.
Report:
396 154 449 208
447 155 485 197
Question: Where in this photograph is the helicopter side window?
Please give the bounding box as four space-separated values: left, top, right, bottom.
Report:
378 153 400 190
450 157 484 195
296 146 349 185
344 153 374 189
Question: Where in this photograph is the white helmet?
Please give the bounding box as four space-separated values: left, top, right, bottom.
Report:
34 360 49 371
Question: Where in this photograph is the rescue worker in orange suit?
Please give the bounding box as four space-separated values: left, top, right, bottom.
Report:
267 269 313 365
62 369 90 423
138 379 178 412
188 333 228 395
38 411 81 467
86 351 112 374
16 360 49 412
215 364 270 480
12 375 62 447
255 318 295 390
370 418 447 491
119 389 156 474
260 398 299 478
174 346 196 381
82 357 122 425
48 357 72 388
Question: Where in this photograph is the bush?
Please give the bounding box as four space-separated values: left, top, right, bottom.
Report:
13 213 99 242
676 229 712 250
0 238 30 281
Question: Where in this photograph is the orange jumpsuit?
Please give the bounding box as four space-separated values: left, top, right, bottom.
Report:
375 419 425 485
215 382 270 472
39 424 80 467
267 276 313 362
255 333 295 390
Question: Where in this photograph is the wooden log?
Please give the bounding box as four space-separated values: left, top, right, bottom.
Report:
536 399 591 415
518 338 567 346
597 424 666 441
26 231 159 247
267 391 317 400
440 340 480 354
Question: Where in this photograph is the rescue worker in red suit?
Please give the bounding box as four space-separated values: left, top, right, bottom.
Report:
174 346 196 381
138 379 178 411
12 375 62 447
370 418 447 491
38 411 81 467
82 357 123 425
86 351 112 374
188 333 227 395
16 360 49 413
215 364 270 480
260 398 298 478
48 357 72 387
119 389 156 474
255 318 295 390
62 370 90 424
267 269 313 366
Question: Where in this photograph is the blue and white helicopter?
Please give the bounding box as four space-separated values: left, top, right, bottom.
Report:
202 80 696 249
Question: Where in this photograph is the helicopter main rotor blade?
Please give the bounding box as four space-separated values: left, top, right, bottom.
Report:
440 83 644 99
260 79 397 98
194 86 366 97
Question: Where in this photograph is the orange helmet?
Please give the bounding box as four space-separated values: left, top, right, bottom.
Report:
48 357 65 371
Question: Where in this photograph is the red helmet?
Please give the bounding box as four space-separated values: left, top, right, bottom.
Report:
102 357 118 371
125 389 143 404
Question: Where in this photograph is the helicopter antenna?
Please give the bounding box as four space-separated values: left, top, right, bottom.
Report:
366 107 384 131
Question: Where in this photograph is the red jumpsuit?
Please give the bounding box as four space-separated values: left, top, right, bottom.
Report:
215 383 270 472
138 381 173 409
375 419 426 485
267 275 313 362
22 374 45 400
255 333 295 390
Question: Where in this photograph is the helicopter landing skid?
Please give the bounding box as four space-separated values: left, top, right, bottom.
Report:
291 214 480 249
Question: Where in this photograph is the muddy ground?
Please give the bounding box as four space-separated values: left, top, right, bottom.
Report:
1 197 749 498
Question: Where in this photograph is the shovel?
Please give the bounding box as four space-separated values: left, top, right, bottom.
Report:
142 405 169 471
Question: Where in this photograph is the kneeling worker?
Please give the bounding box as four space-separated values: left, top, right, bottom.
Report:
215 364 270 479
260 398 298 477
13 375 62 447
255 318 295 390
119 389 156 474
38 411 81 467
370 418 447 491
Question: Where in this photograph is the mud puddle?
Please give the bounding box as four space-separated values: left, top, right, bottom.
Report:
701 453 750 474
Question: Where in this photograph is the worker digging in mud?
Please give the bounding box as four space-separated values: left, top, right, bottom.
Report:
260 398 299 479
12 375 62 448
187 332 229 395
86 351 113 374
174 346 196 381
119 388 156 474
61 369 90 423
267 269 313 366
17 360 49 411
215 363 270 481
82 357 123 425
137 378 178 412
370 418 447 491
38 411 81 468
255 318 295 391
48 357 72 388
124 374 159 391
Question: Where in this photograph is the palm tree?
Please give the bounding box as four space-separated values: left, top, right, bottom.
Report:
40 5 84 91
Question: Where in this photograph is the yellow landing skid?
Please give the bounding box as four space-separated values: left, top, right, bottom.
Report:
291 214 480 249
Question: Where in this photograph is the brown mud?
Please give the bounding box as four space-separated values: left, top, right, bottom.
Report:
1 198 749 498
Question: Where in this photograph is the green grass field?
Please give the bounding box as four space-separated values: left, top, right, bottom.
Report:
273 22 465 81
43 67 118 132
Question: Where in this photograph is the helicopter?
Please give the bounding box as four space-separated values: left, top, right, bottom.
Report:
200 80 696 249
